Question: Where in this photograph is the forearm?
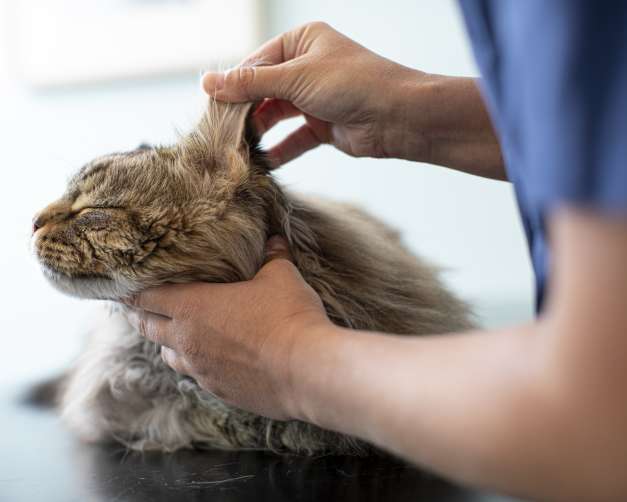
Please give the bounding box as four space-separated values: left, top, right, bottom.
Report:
383 72 506 180
288 321 626 501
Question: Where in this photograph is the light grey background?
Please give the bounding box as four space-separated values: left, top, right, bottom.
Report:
0 0 533 387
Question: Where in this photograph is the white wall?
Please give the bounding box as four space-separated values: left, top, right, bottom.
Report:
0 0 533 387
264 0 534 316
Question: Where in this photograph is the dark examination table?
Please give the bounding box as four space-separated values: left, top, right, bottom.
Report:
1 385 524 502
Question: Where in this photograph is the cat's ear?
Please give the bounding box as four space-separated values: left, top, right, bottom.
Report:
181 100 268 174
208 99 254 150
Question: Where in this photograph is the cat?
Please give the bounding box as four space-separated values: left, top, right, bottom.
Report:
31 99 474 455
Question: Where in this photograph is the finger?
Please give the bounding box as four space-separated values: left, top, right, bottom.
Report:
263 235 293 263
251 99 302 136
201 22 327 102
161 346 190 376
239 31 292 66
240 22 320 67
256 236 298 281
242 21 329 64
267 121 328 166
126 284 199 318
202 64 288 102
126 308 175 348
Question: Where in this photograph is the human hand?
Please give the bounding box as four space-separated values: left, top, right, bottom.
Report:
202 22 429 165
124 236 332 420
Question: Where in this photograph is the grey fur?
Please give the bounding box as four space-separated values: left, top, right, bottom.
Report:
33 101 474 455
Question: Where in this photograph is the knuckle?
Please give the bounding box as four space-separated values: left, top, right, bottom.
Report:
263 257 283 273
307 21 331 32
236 65 256 95
138 316 148 337
297 21 329 35
261 258 298 285
271 257 296 274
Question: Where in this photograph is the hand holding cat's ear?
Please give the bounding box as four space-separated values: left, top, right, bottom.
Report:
202 21 423 165
122 236 331 420
201 23 305 103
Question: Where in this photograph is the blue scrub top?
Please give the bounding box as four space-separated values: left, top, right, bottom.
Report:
458 1 627 312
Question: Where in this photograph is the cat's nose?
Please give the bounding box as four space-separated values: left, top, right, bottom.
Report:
32 214 44 234
32 201 72 235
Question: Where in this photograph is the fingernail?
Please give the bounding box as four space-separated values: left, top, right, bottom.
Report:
266 235 288 254
202 72 225 94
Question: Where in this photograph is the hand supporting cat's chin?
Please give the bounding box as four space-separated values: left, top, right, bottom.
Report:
40 263 135 301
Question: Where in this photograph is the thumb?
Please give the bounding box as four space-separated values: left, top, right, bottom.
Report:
255 235 300 282
202 65 287 103
263 235 293 264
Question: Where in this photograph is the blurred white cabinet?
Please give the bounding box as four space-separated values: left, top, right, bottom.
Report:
8 0 262 86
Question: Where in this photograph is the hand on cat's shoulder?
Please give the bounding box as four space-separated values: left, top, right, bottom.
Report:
123 236 332 420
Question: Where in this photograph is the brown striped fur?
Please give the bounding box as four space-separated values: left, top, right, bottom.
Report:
32 99 473 455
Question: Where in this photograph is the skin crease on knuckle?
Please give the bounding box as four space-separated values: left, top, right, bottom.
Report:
138 314 149 340
236 65 258 99
301 21 331 45
289 22 319 55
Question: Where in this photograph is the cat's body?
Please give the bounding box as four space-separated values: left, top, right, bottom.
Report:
33 101 473 455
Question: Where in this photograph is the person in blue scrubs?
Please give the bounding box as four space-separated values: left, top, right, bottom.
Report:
126 4 627 499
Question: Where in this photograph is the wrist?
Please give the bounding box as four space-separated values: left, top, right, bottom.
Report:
383 72 506 178
376 68 437 163
281 319 344 423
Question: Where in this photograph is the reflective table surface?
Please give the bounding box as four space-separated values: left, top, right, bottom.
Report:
1 384 524 502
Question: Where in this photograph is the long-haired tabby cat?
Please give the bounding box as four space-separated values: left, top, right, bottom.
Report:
32 99 473 455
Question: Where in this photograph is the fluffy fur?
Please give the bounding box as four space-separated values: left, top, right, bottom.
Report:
32 100 473 455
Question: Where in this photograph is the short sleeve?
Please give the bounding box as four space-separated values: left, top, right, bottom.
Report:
503 1 627 214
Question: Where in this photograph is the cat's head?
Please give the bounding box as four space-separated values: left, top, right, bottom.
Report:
32 101 282 300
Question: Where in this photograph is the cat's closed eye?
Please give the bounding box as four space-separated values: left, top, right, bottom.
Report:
73 208 114 229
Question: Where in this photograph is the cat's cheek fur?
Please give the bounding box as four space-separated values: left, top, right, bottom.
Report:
41 265 136 300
